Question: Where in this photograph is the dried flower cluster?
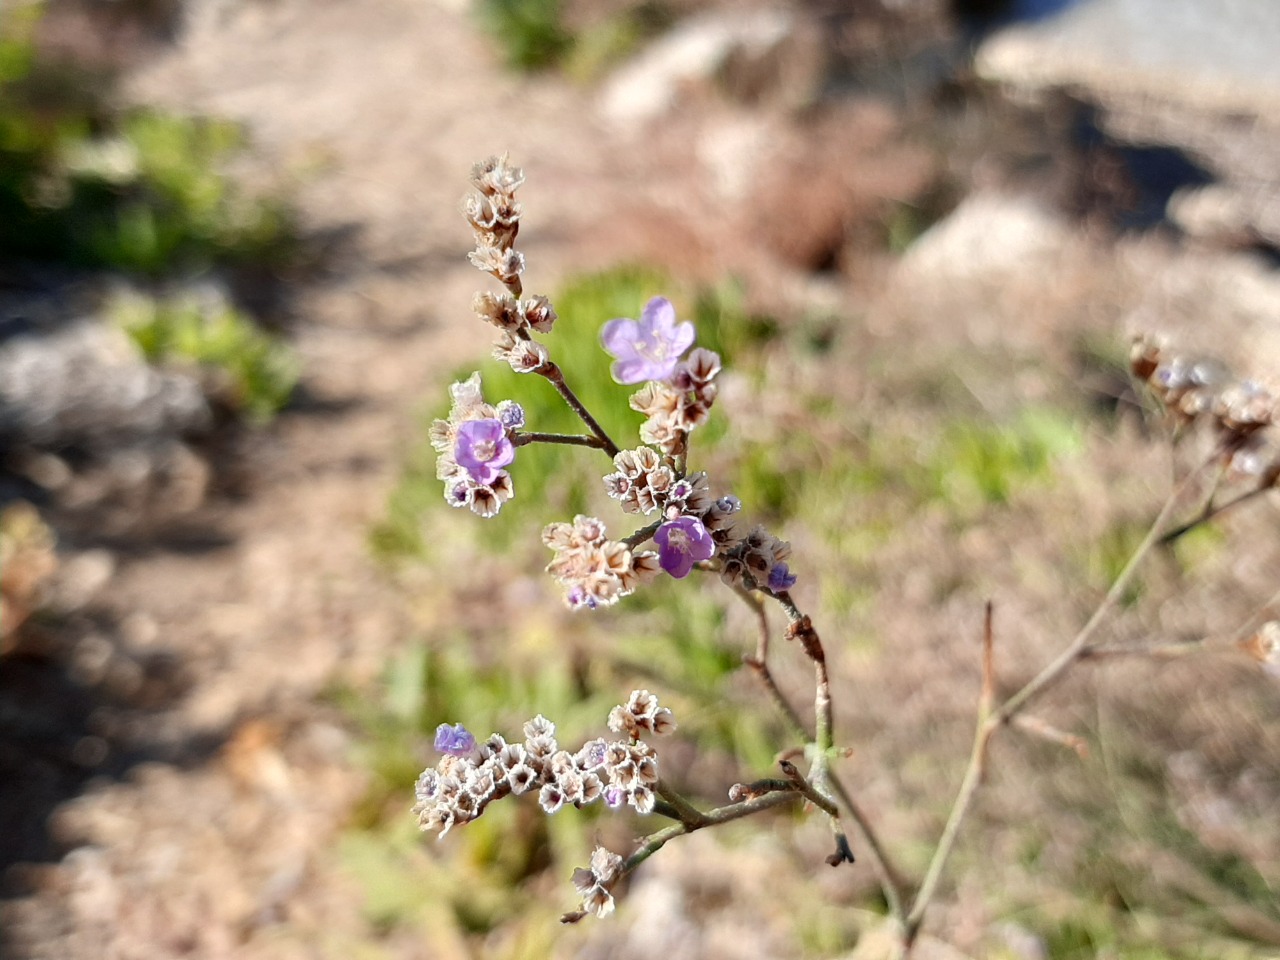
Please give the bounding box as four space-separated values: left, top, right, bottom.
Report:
607 687 677 738
1243 621 1280 677
414 692 676 840
542 515 660 609
430 372 522 516
463 155 562 379
465 156 525 292
1132 335 1280 482
719 522 796 593
569 846 626 919
445 155 800 603
603 446 685 516
630 350 723 455
422 156 826 924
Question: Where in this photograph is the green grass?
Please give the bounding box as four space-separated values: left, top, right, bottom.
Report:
371 266 772 562
359 256 1280 956
476 0 672 78
476 0 573 71
112 291 298 422
0 4 295 274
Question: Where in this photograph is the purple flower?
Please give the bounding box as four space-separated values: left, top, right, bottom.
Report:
435 723 476 757
455 418 514 485
767 562 797 592
600 296 695 385
654 515 716 579
496 400 525 431
565 584 598 610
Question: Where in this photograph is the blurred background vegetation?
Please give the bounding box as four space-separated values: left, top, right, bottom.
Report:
0 0 297 422
3 0 1280 958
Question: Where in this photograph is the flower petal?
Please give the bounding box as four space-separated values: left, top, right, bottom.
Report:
640 296 676 335
600 317 641 354
611 357 652 385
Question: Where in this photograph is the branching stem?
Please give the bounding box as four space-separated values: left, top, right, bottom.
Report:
1160 483 1272 544
622 520 662 549
623 782 806 874
513 431 608 449
899 471 1200 953
537 360 621 457
733 586 909 919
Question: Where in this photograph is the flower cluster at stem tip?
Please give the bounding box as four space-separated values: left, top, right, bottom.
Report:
415 692 676 917
439 153 801 605
419 156 814 920
430 373 523 518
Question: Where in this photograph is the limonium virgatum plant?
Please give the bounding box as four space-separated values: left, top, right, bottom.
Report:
414 155 1280 952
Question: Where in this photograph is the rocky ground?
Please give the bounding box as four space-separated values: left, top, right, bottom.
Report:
3 0 1280 957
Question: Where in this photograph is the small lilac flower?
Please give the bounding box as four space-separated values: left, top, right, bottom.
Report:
654 515 716 579
446 480 470 507
600 296 695 385
455 418 515 485
565 584 597 610
768 562 797 592
435 723 476 757
496 400 525 431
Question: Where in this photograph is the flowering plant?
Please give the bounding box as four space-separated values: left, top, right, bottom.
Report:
413 156 1280 955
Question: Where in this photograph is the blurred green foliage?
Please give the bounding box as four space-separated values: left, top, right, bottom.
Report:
0 4 294 274
2 3 299 427
113 291 298 422
1019 789 1280 959
336 638 641 941
849 407 1083 514
342 639 617 825
476 0 573 71
476 0 671 79
371 266 768 562
363 256 1277 956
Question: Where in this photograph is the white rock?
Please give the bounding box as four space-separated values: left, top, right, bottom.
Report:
598 9 796 127
977 0 1280 115
896 193 1070 282
0 321 210 447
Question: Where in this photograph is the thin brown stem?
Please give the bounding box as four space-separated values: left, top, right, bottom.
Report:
1160 483 1273 544
537 360 620 457
735 586 810 740
622 520 662 549
740 587 908 920
1011 714 1089 757
901 472 1201 951
995 475 1189 724
1076 639 1207 661
979 601 995 717
777 759 842 818
621 784 804 875
513 431 608 449
902 721 995 947
656 781 712 827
